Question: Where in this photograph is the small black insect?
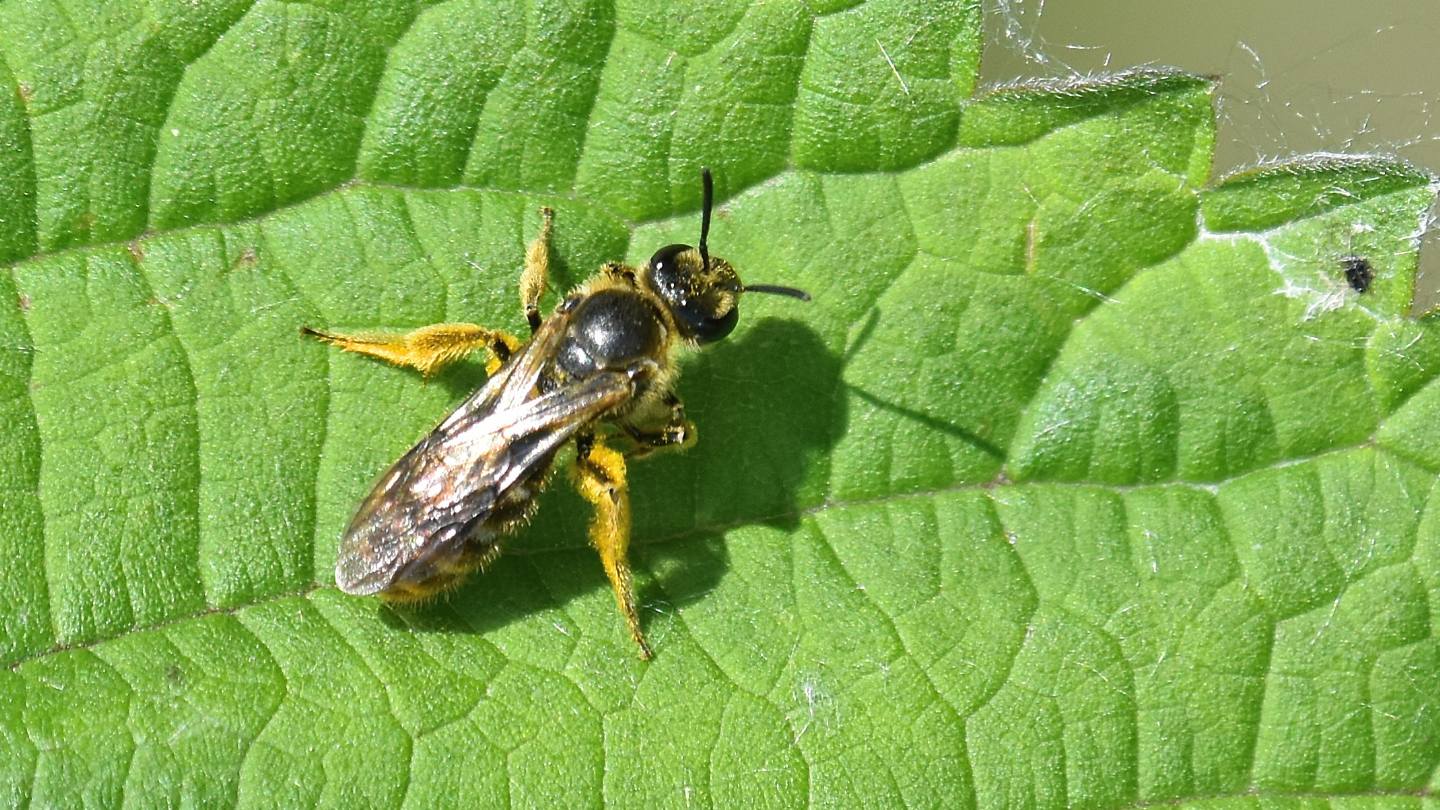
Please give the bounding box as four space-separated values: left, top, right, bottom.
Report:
1341 256 1373 293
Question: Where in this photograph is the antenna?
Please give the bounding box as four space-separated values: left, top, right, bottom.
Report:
699 167 713 271
700 167 811 304
742 284 811 302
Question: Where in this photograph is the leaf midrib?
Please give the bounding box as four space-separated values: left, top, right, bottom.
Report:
7 432 1427 673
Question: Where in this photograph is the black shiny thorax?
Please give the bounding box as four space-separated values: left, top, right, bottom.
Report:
546 286 667 388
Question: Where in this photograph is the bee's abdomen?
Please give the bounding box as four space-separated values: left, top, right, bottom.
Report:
554 289 665 381
377 467 553 602
378 527 501 602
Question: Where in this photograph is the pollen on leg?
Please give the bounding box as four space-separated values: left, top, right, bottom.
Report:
521 207 555 334
303 322 521 378
572 437 652 659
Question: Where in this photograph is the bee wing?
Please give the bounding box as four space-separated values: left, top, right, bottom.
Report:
334 304 631 595
335 370 636 595
439 296 575 433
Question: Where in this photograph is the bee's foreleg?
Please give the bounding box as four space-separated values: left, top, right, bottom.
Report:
301 323 521 377
572 433 652 660
519 206 554 335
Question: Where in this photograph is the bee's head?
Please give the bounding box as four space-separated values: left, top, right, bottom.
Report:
644 169 809 344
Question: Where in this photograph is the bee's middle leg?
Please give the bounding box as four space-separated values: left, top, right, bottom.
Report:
302 323 521 377
519 206 554 334
622 393 696 457
572 432 652 660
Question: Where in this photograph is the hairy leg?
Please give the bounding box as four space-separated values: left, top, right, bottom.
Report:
519 207 554 334
573 433 652 660
302 323 521 376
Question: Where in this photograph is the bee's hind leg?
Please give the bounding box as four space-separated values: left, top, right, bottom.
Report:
302 323 521 377
572 432 653 660
519 206 554 335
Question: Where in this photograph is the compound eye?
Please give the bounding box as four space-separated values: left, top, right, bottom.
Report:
648 244 693 279
690 306 738 344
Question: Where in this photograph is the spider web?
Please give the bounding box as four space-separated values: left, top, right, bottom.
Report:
982 0 1440 310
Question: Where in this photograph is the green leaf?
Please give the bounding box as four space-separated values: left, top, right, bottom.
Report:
0 1 1436 807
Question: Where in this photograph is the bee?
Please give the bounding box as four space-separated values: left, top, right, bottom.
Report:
303 169 809 659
